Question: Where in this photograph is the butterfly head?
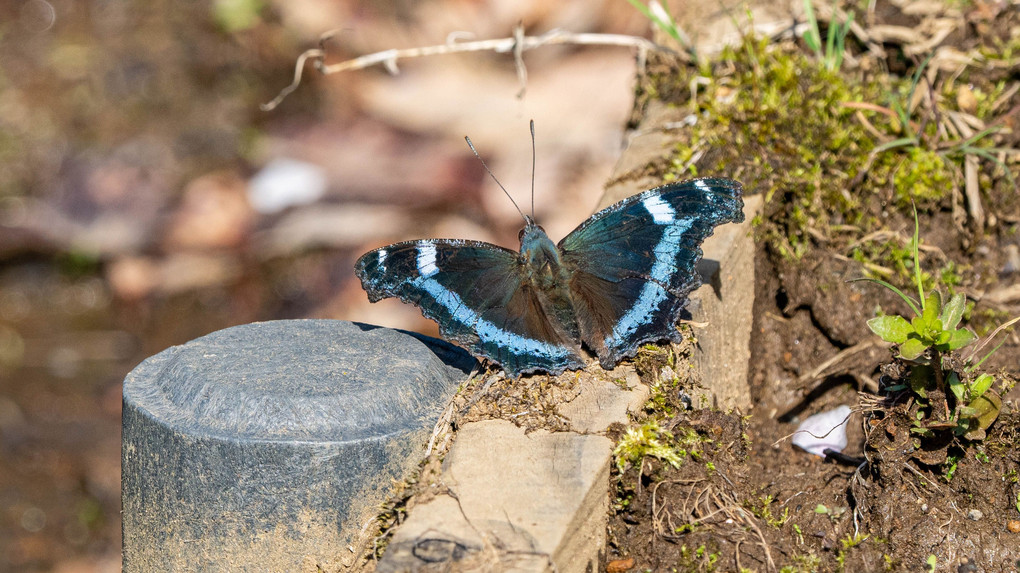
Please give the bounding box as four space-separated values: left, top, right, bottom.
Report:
517 215 544 240
518 216 561 272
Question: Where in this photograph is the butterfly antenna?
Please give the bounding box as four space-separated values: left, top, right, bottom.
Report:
464 135 528 223
529 120 536 220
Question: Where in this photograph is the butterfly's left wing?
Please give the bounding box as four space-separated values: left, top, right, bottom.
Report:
355 240 585 377
559 178 744 368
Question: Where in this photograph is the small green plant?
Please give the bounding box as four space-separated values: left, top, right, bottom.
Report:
943 453 960 481
860 208 1015 440
813 503 847 523
841 532 870 549
747 494 790 527
613 420 685 474
863 211 974 361
801 0 855 71
674 522 698 534
677 544 720 571
781 553 822 572
925 554 937 572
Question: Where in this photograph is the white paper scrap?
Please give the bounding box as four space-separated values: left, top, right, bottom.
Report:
792 405 852 457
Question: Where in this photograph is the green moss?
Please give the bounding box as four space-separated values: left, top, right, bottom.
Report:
888 147 955 206
979 32 1020 62
649 37 883 260
613 420 686 474
643 33 1013 287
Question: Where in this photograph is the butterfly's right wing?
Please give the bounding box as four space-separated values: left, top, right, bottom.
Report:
355 240 585 377
558 178 745 368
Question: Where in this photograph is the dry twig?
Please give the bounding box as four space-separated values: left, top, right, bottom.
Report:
263 26 675 111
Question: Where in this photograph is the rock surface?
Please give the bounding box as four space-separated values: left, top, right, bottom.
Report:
122 319 475 572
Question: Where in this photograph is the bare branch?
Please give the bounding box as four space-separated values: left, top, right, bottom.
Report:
261 48 326 111
263 26 676 111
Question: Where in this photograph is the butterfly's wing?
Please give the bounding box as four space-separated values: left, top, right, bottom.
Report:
559 178 744 368
355 240 585 377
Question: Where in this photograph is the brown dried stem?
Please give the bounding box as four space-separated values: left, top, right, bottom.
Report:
263 26 676 111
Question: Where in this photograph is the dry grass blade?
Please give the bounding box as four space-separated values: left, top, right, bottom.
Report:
963 153 985 228
846 229 947 258
651 479 777 571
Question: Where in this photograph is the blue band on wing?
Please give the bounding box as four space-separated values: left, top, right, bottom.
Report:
413 275 574 361
402 268 582 376
606 216 693 345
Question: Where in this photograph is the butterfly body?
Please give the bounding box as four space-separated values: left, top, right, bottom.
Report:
356 178 744 377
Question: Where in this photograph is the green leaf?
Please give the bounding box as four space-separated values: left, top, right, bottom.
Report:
961 389 1003 440
625 0 689 49
940 293 966 331
970 390 1001 431
970 373 994 401
943 328 978 351
958 406 979 418
920 293 941 328
867 315 913 343
909 365 931 397
947 371 965 402
900 337 928 360
963 427 986 441
911 315 926 334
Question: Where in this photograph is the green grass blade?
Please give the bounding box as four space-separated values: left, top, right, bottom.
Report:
850 277 921 316
905 54 933 111
802 0 822 53
831 12 853 70
952 146 1018 187
911 205 924 310
874 137 918 154
825 4 837 61
625 0 671 40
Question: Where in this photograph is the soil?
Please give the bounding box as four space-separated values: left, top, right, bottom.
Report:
605 245 1020 571
601 3 1020 572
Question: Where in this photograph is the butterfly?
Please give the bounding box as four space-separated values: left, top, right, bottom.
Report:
355 176 744 378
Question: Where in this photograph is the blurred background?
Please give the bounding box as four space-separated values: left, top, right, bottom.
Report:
0 0 674 570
